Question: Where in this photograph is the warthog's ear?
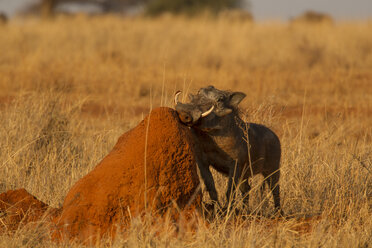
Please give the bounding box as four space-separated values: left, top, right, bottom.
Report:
229 92 246 108
188 94 195 101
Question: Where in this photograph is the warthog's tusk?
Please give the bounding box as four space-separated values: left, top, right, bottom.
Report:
201 105 215 117
174 91 182 105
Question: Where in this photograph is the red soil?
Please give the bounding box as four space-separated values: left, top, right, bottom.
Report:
52 107 201 242
0 188 58 232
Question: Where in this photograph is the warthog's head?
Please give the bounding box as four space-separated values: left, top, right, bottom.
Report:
175 86 246 131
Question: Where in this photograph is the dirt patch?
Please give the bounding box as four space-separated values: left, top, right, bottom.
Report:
277 105 372 119
81 102 117 117
81 101 149 118
0 95 14 109
53 107 201 242
0 188 58 232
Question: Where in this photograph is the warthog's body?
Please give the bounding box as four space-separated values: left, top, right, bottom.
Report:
175 86 282 212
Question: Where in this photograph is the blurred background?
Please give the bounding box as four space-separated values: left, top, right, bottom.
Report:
0 0 371 20
0 0 371 247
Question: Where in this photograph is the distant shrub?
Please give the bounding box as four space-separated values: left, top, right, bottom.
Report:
145 0 244 16
0 12 7 24
218 9 253 22
291 10 333 24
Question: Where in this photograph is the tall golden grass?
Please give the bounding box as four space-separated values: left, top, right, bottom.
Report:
0 15 371 247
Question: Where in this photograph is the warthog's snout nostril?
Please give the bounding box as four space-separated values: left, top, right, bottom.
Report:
178 112 193 124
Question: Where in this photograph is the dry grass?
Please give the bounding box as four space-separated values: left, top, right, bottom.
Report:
0 15 371 247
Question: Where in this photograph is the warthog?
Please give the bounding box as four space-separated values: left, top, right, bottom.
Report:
175 86 282 213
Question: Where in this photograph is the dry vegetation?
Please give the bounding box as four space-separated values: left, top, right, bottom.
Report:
0 15 371 247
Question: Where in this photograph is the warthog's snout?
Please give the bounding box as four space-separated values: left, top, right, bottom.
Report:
175 103 200 126
174 91 215 126
177 109 193 125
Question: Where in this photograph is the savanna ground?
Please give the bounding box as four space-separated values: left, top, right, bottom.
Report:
0 15 371 247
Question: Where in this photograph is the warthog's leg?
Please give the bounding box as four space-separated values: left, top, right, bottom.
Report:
197 161 219 206
262 170 281 212
239 178 251 207
225 162 243 208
